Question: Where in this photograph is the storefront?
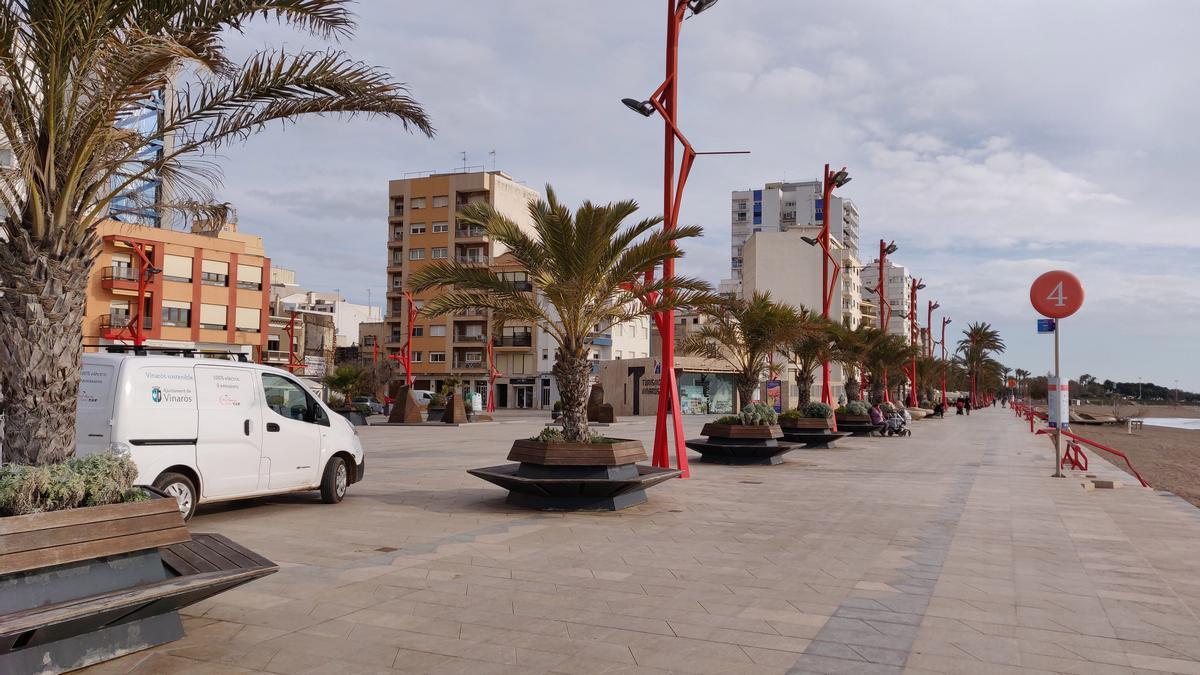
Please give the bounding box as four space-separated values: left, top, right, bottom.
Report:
595 356 738 416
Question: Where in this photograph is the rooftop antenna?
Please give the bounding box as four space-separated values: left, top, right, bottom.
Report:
460 151 467 172
489 150 496 172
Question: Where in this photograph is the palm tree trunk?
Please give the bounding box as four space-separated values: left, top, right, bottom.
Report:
736 379 756 411
845 371 861 402
552 354 591 442
0 230 94 465
795 373 813 406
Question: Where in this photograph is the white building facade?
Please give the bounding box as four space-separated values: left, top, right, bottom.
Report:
277 290 382 348
864 260 914 343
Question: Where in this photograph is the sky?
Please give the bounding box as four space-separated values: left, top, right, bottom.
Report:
212 0 1200 392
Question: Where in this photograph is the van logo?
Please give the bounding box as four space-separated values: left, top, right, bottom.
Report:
151 386 163 403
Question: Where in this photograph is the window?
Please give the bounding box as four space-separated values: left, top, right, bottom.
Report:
411 197 426 209
392 251 403 264
411 224 426 235
736 212 746 222
615 350 622 359
432 247 448 259
431 221 448 233
394 226 404 239
411 351 423 362
429 325 446 337
392 275 403 288
412 326 424 336
235 307 261 333
201 260 229 287
464 351 482 363
262 373 327 425
162 300 191 328
410 248 424 260
429 352 446 363
363 336 376 347
199 303 226 330
236 264 263 290
392 197 404 215
268 336 281 351
163 254 193 283
432 196 449 208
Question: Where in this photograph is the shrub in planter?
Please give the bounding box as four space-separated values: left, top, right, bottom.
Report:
690 403 796 465
0 453 147 516
714 415 742 425
738 402 778 426
880 402 895 414
844 400 870 417
551 400 563 420
802 401 833 419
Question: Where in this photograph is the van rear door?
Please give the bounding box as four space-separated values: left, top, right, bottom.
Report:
194 365 263 498
76 360 117 456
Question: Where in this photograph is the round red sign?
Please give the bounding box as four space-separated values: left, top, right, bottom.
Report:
1030 270 1084 319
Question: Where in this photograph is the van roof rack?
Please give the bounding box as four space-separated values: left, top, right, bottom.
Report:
83 344 251 362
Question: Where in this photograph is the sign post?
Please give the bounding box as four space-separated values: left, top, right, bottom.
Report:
1030 270 1085 478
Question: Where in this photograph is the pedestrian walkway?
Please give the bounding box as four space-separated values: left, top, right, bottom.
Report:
82 408 1200 674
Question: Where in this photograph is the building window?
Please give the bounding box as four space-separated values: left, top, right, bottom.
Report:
413 326 424 336
429 352 446 363
235 307 261 333
363 336 376 347
430 325 446 337
432 196 449 208
432 247 448 259
412 351 423 362
163 254 193 283
431 221 448 233
200 271 227 286
392 197 404 215
161 302 191 328
411 197 426 209
392 275 403 288
199 303 226 330
464 351 482 363
394 226 404 239
410 248 424 260
615 350 622 359
411 224 426 234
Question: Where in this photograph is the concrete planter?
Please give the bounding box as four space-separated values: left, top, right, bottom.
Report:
686 424 798 465
835 414 879 436
426 406 445 422
779 417 833 431
469 438 679 511
779 417 850 448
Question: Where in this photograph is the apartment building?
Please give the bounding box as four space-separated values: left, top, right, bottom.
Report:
84 219 270 359
385 170 542 407
650 311 712 358
864 259 914 343
275 290 381 347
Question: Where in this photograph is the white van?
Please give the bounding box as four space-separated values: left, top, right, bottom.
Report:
76 353 365 520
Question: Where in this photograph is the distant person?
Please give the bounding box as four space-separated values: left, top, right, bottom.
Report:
965 398 972 416
868 403 887 435
933 401 945 418
955 399 964 415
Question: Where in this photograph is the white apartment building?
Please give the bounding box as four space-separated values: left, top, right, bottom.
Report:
535 315 650 408
720 180 862 313
864 259 914 342
276 290 382 348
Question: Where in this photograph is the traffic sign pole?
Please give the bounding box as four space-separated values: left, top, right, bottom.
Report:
1030 270 1084 480
1053 320 1064 477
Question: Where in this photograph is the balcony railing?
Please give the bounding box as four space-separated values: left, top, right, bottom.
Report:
453 333 488 343
453 309 487 317
456 254 488 264
493 334 532 347
99 314 151 331
455 226 487 238
452 359 486 370
101 266 138 282
505 281 533 292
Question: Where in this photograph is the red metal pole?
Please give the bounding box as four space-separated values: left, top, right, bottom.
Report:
877 240 892 404
940 317 949 406
908 279 919 407
402 291 417 387
486 338 498 413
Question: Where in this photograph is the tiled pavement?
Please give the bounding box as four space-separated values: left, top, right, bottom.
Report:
80 408 1200 674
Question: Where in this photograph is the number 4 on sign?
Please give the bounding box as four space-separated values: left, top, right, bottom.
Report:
1047 281 1067 307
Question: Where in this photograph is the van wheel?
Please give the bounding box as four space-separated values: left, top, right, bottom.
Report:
321 457 348 504
154 472 197 521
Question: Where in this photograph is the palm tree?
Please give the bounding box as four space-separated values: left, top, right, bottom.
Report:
832 322 874 403
679 292 801 410
777 308 836 406
0 1 433 466
862 330 916 404
409 186 714 442
956 322 1006 405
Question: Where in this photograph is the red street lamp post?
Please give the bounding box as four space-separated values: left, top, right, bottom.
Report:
907 278 925 407
817 164 851 408
622 0 738 478
926 300 939 358
940 317 951 406
873 239 898 403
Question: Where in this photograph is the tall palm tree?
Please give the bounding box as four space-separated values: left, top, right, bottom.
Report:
862 330 916 404
0 1 433 466
679 292 801 410
409 186 714 442
831 322 874 403
777 308 836 406
956 322 1006 405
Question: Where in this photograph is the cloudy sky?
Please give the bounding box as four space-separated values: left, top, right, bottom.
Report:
214 0 1200 391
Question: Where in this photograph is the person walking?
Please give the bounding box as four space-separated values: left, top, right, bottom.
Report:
955 398 964 415
965 398 972 416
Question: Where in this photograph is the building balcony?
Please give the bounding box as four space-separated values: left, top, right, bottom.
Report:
590 335 612 347
99 313 151 339
387 262 405 274
451 360 487 371
387 239 404 249
386 287 405 297
453 333 488 344
493 334 532 349
454 226 487 240
456 254 488 265
505 281 533 292
100 266 145 292
452 309 488 319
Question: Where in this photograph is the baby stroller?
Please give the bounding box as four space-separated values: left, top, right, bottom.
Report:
884 411 912 437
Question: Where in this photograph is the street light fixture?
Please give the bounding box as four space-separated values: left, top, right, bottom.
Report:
941 317 952 406
875 239 897 402
907 278 923 407
620 98 655 117
927 300 940 358
800 236 819 247
817 164 851 412
687 0 719 14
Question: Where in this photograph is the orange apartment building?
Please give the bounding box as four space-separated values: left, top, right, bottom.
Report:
386 170 543 407
84 219 270 359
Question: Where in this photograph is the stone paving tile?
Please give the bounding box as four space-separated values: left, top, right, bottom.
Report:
78 409 1200 674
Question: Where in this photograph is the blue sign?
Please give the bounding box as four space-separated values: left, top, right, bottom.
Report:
1037 319 1056 334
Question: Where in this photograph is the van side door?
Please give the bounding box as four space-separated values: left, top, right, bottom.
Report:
195 366 264 498
260 373 322 489
76 362 117 455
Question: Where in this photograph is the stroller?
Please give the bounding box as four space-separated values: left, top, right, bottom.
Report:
883 411 912 437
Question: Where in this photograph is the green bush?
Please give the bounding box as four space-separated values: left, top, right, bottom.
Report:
779 408 804 421
552 400 563 412
845 400 870 416
429 391 447 407
802 401 833 419
738 402 777 426
531 427 610 444
714 415 742 425
879 402 895 413
0 453 147 516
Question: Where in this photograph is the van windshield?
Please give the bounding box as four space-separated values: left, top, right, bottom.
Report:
262 374 310 421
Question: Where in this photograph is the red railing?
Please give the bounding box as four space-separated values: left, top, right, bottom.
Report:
1033 428 1149 488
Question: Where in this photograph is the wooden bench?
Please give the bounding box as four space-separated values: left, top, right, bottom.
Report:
1 498 276 671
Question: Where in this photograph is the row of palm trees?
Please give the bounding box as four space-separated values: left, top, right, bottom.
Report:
676 292 1008 409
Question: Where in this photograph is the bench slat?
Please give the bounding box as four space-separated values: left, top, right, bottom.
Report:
0 568 271 639
0 528 190 577
1 512 186 557
0 499 176 536
203 534 275 568
181 539 240 572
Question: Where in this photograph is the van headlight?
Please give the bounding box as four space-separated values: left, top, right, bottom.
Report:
108 441 132 457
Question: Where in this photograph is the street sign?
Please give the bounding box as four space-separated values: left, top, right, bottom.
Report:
1007 378 1017 388
1048 377 1070 429
303 355 327 378
1037 318 1056 333
1030 270 1084 319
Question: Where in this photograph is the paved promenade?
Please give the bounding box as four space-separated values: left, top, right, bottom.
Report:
83 408 1200 674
